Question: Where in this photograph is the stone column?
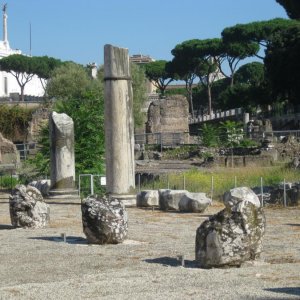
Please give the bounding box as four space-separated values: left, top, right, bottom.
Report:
104 44 135 205
49 112 76 193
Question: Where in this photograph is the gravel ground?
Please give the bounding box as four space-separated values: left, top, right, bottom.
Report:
0 193 299 300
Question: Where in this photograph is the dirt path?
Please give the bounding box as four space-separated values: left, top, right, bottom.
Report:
0 194 299 299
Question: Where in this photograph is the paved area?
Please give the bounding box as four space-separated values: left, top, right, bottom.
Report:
0 193 299 299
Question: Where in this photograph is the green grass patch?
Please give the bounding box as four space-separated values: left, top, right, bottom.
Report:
139 166 300 201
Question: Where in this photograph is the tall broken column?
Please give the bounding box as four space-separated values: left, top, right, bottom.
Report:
49 112 77 197
104 44 135 205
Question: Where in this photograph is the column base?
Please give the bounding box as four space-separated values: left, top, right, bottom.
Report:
108 193 136 207
47 188 80 201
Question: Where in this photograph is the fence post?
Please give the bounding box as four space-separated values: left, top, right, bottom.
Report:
234 176 237 188
283 178 287 207
91 175 94 195
260 177 264 207
167 174 170 189
183 174 186 190
138 173 141 193
78 175 81 196
211 176 214 203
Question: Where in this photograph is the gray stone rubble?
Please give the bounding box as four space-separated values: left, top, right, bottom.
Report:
159 189 211 212
137 190 159 207
81 195 128 244
29 179 51 197
195 187 266 268
9 184 50 228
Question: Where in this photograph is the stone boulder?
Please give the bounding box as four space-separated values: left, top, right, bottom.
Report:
137 190 159 207
9 184 50 228
195 187 266 268
81 195 128 244
179 192 211 213
159 189 211 212
29 180 51 197
0 133 19 164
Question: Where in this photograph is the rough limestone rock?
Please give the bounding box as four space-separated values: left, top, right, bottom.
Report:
159 189 186 211
9 185 50 228
195 187 266 268
159 189 211 212
29 180 51 197
81 195 128 244
0 133 19 164
179 192 211 213
137 190 159 207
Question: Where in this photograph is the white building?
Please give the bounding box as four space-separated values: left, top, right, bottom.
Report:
0 4 44 99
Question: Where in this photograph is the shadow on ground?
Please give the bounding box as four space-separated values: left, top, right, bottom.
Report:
144 256 198 268
264 287 300 297
0 224 14 230
29 235 87 245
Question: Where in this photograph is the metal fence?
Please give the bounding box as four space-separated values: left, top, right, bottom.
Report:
135 172 300 207
135 132 190 148
78 174 106 198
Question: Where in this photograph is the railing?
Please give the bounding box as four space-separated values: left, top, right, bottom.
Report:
135 132 190 147
189 108 243 124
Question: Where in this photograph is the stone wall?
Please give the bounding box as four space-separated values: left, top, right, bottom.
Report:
0 133 19 164
146 95 189 135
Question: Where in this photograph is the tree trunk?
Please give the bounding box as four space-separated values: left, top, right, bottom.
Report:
20 86 25 101
207 86 212 115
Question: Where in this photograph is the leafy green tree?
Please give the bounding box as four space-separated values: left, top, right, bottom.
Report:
0 54 37 101
276 0 300 19
217 41 259 86
199 123 220 147
169 44 205 117
46 62 91 100
144 60 174 95
235 62 265 86
28 63 105 179
220 120 243 147
130 62 147 128
32 56 62 92
264 24 300 106
222 18 298 59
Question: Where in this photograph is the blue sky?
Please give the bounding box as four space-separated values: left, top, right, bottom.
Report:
5 0 287 66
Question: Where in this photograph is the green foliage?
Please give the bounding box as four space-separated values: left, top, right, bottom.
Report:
54 89 105 175
220 120 244 147
0 105 33 139
222 18 299 59
0 175 19 189
22 126 50 182
27 63 105 180
199 123 220 147
235 62 265 86
144 60 174 95
264 24 300 105
276 0 300 19
130 62 147 128
162 145 198 160
46 62 91 100
140 166 299 199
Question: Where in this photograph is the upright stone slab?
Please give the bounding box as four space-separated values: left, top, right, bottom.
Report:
104 44 135 205
49 112 77 197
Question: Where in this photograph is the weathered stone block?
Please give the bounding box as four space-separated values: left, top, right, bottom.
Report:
159 189 211 212
195 187 266 268
81 195 128 244
9 185 50 228
137 190 159 207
